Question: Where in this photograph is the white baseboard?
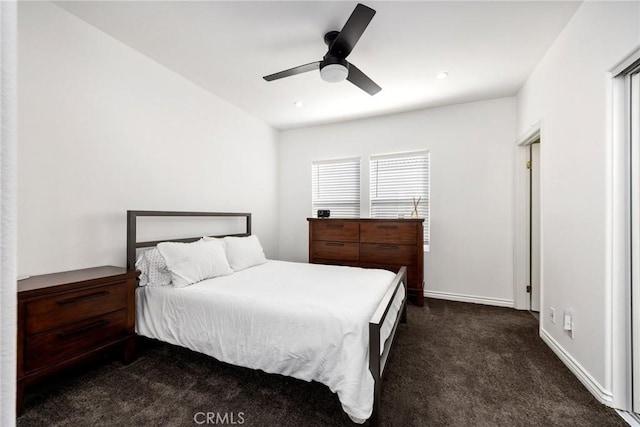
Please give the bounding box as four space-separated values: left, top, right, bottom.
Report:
540 328 613 405
617 410 640 426
423 290 514 308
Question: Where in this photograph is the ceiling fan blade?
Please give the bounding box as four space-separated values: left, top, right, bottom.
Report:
347 62 381 96
329 3 376 58
263 61 321 81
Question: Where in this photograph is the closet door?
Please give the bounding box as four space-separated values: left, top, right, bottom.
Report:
630 70 640 414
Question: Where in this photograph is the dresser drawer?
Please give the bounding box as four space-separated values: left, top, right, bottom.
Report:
25 282 127 335
360 222 418 244
25 309 128 371
312 241 359 261
311 221 359 242
360 243 416 265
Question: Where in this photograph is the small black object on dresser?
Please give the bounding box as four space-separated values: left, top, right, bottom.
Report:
16 266 137 415
317 209 331 218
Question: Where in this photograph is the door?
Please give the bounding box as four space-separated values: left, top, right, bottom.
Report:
631 69 640 414
530 142 541 313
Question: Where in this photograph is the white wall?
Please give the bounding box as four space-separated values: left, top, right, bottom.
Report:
516 1 640 403
279 97 516 305
17 2 279 276
1 2 18 423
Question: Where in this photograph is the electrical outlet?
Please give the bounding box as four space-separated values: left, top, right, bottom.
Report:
563 311 571 330
549 307 556 324
563 308 574 339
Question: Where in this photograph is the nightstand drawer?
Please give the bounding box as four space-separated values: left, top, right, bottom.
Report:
25 282 127 335
360 222 417 244
360 243 416 265
25 309 128 371
311 221 359 242
312 241 359 261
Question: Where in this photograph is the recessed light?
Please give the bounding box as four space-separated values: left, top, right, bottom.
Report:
294 101 304 108
435 72 449 80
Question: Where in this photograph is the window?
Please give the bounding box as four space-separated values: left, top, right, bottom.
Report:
311 158 360 218
370 151 430 245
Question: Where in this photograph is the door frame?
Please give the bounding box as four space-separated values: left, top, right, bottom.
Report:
608 49 640 412
513 122 543 312
529 141 541 313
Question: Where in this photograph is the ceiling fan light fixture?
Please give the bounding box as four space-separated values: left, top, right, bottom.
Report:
262 4 380 95
320 63 349 83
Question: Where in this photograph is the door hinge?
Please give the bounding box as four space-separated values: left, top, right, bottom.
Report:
526 285 532 293
526 161 532 169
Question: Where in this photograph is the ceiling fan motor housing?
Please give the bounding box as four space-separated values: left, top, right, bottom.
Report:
320 55 348 70
323 30 340 47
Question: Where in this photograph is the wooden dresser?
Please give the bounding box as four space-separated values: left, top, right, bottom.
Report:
308 218 424 306
17 266 137 415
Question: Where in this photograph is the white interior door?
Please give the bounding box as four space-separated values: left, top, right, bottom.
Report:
630 70 640 414
530 142 541 313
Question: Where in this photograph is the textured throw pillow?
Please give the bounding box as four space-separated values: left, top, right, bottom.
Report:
223 235 267 272
135 251 151 286
135 248 171 286
144 248 172 286
157 239 233 288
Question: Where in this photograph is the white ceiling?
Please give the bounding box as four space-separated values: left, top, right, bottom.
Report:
55 1 581 130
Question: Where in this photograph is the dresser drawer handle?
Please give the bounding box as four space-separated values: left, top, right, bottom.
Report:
326 242 344 247
57 291 110 305
58 320 109 338
326 224 345 229
378 225 398 230
378 244 399 250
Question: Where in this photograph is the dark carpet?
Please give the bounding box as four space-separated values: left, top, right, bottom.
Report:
18 299 626 426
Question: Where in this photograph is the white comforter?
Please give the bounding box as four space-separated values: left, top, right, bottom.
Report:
136 260 404 421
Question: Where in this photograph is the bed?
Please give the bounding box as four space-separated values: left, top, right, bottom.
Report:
127 211 407 425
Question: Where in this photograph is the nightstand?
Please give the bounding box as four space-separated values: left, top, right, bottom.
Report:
17 266 137 415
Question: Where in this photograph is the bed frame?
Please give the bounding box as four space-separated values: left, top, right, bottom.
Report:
126 210 407 426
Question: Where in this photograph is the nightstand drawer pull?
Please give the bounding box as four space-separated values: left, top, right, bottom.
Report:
326 242 344 247
57 291 109 305
378 225 398 230
58 320 109 338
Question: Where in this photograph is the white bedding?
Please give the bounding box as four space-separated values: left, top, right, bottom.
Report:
135 260 405 421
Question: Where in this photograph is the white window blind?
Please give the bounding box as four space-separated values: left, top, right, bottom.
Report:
312 158 360 218
370 152 430 245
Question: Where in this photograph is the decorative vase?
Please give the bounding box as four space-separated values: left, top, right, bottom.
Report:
411 196 421 218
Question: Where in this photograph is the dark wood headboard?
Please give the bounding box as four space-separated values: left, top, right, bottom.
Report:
126 210 252 270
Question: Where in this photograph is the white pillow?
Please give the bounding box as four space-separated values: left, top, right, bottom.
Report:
135 248 171 287
222 235 267 272
157 239 233 288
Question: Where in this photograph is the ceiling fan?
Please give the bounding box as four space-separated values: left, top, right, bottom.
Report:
263 3 381 96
